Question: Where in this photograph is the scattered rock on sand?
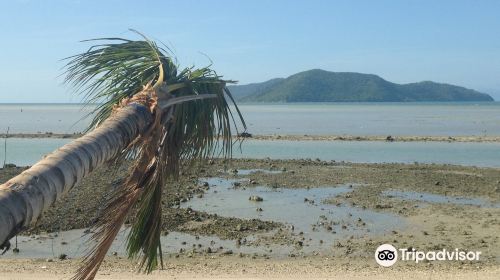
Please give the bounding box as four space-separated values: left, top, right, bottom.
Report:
249 195 263 202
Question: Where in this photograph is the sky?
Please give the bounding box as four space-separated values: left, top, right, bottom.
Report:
0 0 499 102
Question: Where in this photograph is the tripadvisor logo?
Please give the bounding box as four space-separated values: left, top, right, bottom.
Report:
375 244 398 267
375 244 481 267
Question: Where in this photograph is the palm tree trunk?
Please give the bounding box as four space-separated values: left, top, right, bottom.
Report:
0 103 153 246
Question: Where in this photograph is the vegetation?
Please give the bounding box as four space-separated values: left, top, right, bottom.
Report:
0 31 245 280
229 69 494 102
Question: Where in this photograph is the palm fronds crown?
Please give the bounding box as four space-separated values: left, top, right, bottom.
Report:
64 30 245 280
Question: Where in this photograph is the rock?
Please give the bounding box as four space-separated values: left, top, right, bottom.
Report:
46 258 53 262
112 252 118 256
202 181 209 187
256 207 263 212
58 254 67 260
249 195 263 202
281 167 287 172
386 135 394 142
221 250 233 255
236 224 247 231
205 247 212 254
375 204 393 209
238 132 252 138
435 181 441 186
232 182 241 187
12 248 19 253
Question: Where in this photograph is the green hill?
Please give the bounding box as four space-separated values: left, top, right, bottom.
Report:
228 69 494 102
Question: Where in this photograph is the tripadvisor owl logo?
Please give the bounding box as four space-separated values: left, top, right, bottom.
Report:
375 243 482 267
375 244 398 267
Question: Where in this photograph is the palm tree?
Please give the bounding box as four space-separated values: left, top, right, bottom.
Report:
0 31 245 280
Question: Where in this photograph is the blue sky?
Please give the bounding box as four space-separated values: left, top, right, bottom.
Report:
0 0 499 102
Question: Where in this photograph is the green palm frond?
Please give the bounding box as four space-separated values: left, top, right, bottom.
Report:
64 31 177 130
64 31 246 280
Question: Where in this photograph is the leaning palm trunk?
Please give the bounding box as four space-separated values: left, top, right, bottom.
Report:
0 102 153 246
0 31 245 280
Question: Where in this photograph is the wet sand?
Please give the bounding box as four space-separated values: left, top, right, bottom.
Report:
0 158 499 277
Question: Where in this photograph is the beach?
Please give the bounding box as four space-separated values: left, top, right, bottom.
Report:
2 0 500 277
1 103 499 278
1 158 498 278
1 257 499 280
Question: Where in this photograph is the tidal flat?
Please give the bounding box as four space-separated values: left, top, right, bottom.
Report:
0 158 498 270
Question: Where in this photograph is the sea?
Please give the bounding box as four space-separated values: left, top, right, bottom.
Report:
1 102 500 167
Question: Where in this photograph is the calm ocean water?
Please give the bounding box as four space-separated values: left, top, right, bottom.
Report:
2 138 500 168
1 102 499 167
1 102 500 136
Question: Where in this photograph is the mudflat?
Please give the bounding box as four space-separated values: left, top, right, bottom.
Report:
0 158 498 277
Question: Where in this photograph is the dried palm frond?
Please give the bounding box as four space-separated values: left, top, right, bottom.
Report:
64 30 245 280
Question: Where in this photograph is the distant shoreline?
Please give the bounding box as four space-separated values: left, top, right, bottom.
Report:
2 133 500 143
251 134 500 142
